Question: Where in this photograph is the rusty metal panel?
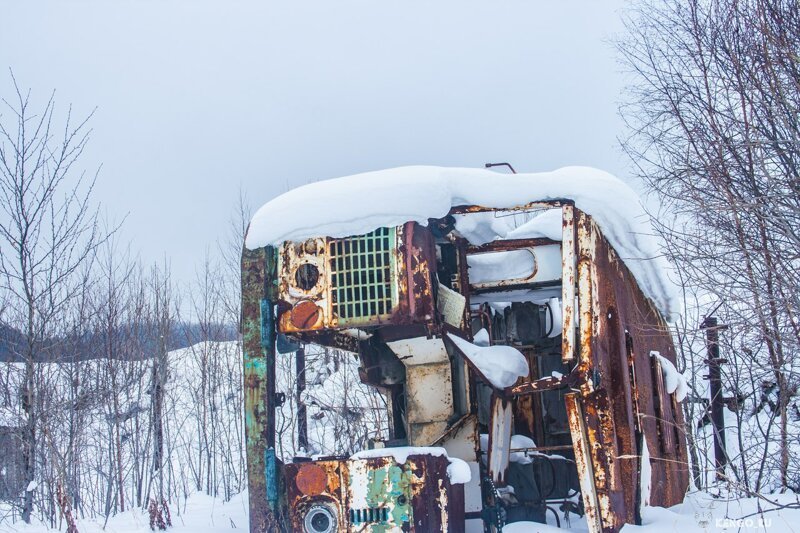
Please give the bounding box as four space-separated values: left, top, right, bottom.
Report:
561 204 577 364
589 218 689 510
487 395 513 486
651 356 677 458
405 372 452 427
278 237 330 331
388 337 455 446
576 209 596 396
576 211 627 530
602 308 640 526
566 392 602 533
284 460 348 532
582 390 627 532
241 246 280 532
283 454 463 532
573 207 689 530
276 223 436 337
399 222 437 326
404 366 453 440
433 416 482 523
448 200 569 214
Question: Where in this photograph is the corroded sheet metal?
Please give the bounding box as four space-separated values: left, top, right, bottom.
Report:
576 209 596 396
276 222 436 337
241 246 280 532
561 204 577 363
398 222 437 326
566 393 602 532
589 213 689 512
404 364 453 443
433 416 481 523
583 390 626 531
349 454 463 533
448 200 569 214
487 396 513 486
283 455 464 532
284 460 348 532
388 337 455 445
465 237 558 253
278 237 329 331
568 207 689 532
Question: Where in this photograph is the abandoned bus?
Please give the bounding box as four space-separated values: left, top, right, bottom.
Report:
241 166 689 532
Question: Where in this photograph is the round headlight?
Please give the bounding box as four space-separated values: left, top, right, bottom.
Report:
295 263 320 291
304 504 337 533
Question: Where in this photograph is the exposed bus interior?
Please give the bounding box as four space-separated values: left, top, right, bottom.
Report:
281 206 582 529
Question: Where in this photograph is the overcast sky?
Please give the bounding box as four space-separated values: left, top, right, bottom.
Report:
1 1 631 286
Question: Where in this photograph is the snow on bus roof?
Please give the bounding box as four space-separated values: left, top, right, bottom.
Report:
246 165 678 318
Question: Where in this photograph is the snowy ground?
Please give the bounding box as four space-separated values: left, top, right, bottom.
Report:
3 489 799 532
0 491 249 533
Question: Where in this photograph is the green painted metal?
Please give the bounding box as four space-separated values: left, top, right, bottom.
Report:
329 227 398 325
241 246 279 533
348 460 413 531
264 447 278 509
367 463 412 527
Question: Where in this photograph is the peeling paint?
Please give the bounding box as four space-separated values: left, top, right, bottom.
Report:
242 201 687 533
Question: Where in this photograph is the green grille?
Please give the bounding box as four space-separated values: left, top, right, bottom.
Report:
329 227 396 324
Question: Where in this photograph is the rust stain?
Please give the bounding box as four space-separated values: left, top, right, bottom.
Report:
448 200 570 214
290 300 322 330
244 199 688 533
565 207 689 531
566 393 602 532
562 204 577 363
276 222 436 336
466 237 557 253
295 463 328 497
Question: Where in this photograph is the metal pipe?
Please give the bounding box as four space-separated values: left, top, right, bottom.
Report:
296 345 308 452
484 162 517 173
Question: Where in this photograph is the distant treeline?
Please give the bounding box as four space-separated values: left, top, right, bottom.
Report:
0 323 237 363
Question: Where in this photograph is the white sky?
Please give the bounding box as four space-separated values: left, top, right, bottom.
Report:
1 1 631 286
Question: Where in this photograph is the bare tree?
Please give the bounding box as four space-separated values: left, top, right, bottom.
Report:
147 261 175 529
218 187 251 333
0 72 108 522
619 0 800 493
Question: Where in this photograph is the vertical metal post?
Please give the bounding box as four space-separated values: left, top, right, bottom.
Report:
296 345 308 452
561 204 576 364
242 246 279 531
701 316 728 480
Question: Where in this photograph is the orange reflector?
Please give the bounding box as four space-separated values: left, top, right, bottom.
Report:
295 464 327 496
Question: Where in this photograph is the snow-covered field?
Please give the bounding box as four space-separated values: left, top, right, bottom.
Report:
3 488 799 532
0 341 387 531
2 338 797 532
0 490 249 533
